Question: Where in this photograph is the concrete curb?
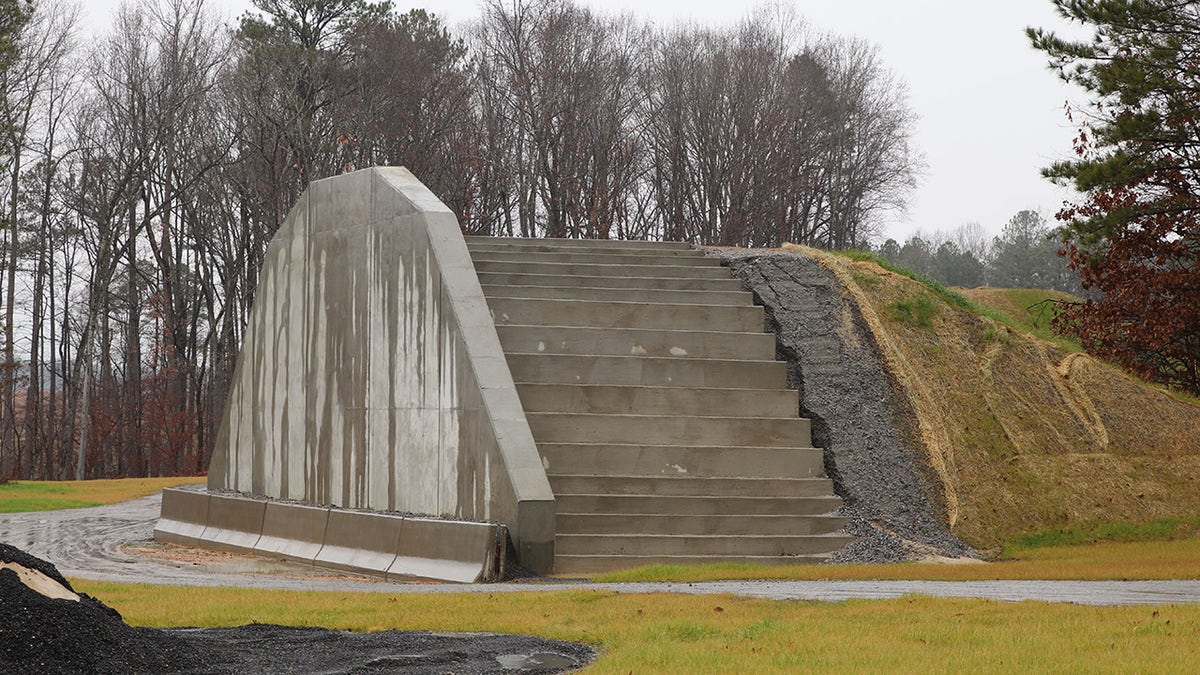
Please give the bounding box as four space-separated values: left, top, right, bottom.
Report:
158 490 508 583
152 487 210 546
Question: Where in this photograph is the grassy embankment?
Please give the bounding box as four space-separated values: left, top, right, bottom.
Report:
0 476 203 513
813 246 1200 551
75 581 1200 673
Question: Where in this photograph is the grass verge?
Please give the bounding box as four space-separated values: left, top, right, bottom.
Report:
75 582 1200 673
835 249 1081 351
592 535 1200 583
0 476 203 513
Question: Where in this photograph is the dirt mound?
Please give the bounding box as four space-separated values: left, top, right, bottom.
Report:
0 544 594 674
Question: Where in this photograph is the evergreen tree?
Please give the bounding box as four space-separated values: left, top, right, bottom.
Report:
1030 1 1200 394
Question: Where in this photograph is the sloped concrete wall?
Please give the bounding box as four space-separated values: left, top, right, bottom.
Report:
206 167 555 573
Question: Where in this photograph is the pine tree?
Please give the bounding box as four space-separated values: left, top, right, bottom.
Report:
1030 0 1200 394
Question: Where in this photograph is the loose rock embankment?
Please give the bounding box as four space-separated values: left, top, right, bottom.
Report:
720 250 975 563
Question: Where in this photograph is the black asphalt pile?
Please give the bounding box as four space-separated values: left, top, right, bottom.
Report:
720 251 975 563
0 542 197 674
1 544 594 674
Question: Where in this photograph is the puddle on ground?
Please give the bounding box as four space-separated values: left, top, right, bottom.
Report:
495 651 579 671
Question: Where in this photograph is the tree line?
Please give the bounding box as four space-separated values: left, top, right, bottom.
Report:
874 209 1081 293
0 0 920 480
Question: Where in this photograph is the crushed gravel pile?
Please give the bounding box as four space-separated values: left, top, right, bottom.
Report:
719 251 975 563
0 544 594 674
0 542 198 674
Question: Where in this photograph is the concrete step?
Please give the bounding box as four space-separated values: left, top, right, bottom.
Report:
481 284 754 307
473 259 731 279
487 297 764 332
516 384 799 417
476 272 745 292
506 354 786 389
537 443 826 479
555 533 855 557
547 475 834 498
470 249 718 267
496 325 776 360
554 553 832 574
466 235 694 252
553 494 842 515
527 413 811 447
557 513 850 536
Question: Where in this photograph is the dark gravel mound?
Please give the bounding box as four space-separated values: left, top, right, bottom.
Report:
1 543 198 674
1 545 594 674
720 251 975 563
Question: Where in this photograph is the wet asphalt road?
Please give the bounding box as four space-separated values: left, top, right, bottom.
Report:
3 492 1199 606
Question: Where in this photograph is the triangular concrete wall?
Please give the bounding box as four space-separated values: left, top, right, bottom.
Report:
204 167 554 573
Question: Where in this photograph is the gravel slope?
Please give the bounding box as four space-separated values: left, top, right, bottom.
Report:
720 250 975 563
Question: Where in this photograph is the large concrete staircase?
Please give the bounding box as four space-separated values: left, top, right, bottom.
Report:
466 236 852 573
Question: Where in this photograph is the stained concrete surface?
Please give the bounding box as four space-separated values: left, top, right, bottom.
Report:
206 168 554 573
4 494 1199 606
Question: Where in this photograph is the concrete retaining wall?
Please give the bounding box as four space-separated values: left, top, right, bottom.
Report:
155 488 507 582
199 167 554 574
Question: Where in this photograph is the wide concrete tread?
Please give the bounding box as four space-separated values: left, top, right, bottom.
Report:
466 235 694 252
496 324 776 360
474 259 731 280
547 475 835 498
507 353 787 389
555 533 856 556
487 296 765 333
553 494 843 516
516 384 800 417
537 443 826 479
527 412 812 448
469 249 719 267
554 553 834 574
476 271 746 292
481 284 754 306
556 513 851 536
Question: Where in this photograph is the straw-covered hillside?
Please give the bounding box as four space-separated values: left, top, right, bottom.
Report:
794 246 1200 550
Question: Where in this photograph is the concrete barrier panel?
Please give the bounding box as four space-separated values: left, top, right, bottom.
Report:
153 488 210 546
253 502 331 564
199 494 267 553
389 518 506 583
313 510 404 576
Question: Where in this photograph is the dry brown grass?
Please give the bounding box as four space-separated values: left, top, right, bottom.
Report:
789 246 1200 549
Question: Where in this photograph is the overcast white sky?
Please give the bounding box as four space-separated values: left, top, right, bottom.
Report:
82 0 1089 242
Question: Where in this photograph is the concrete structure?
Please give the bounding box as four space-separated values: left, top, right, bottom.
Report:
159 167 554 579
159 167 851 578
468 236 851 573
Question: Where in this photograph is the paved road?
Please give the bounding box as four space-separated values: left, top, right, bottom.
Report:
4 493 1200 606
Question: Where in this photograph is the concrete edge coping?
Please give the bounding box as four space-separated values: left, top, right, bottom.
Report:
389 518 507 583
312 509 406 576
252 501 331 565
152 487 211 546
374 167 555 573
157 491 509 583
197 493 267 554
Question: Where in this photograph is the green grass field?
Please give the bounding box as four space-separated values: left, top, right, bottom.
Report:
0 476 203 513
26 481 1200 671
75 582 1200 673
